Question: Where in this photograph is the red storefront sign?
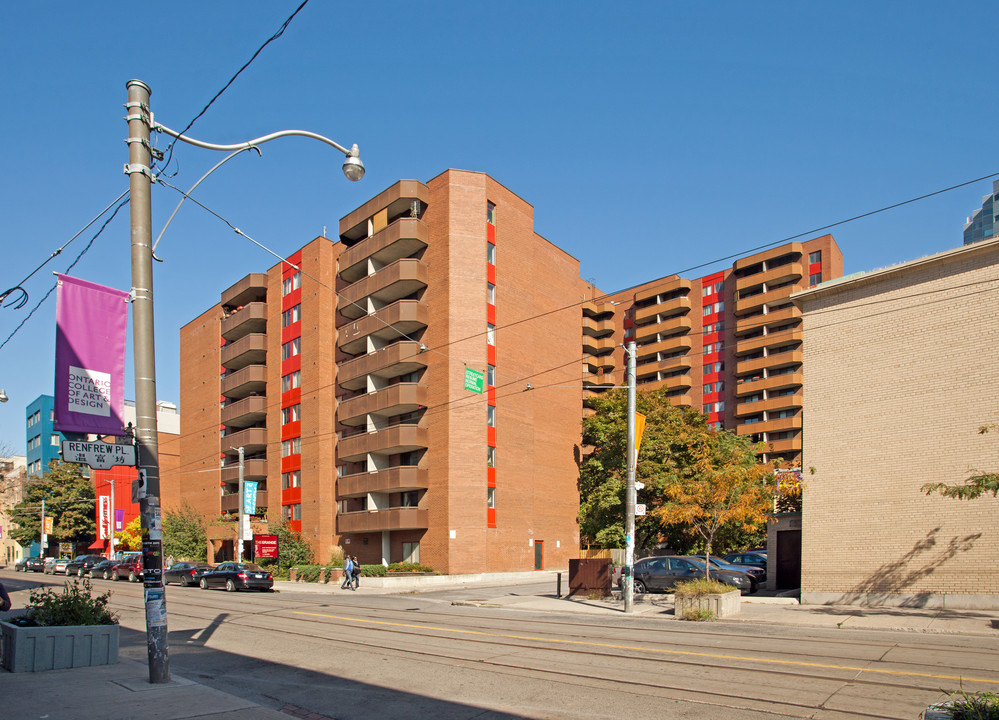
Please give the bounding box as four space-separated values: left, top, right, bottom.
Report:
254 534 279 559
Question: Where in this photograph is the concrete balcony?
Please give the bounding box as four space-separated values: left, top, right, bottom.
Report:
339 259 429 320
635 354 692 379
634 295 691 324
221 396 267 429
582 301 615 318
221 427 268 454
633 333 693 360
634 276 692 303
736 394 802 417
735 287 802 316
221 302 267 342
221 333 267 371
633 316 692 344
339 218 430 283
735 351 803 377
339 180 430 243
734 305 801 335
737 414 803 436
338 383 428 427
581 316 615 337
337 467 428 497
337 300 428 355
759 437 800 454
734 243 803 272
337 507 429 534
582 335 616 355
221 273 268 309
220 364 267 400
734 260 804 294
337 341 425 391
336 424 428 462
221 490 268 513
220 459 267 483
734 372 803 396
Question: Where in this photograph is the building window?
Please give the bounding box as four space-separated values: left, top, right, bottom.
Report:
282 503 302 521
282 272 301 295
487 487 496 509
282 470 301 489
487 283 496 304
702 285 712 297
281 338 301 360
402 541 420 564
809 273 822 286
487 202 496 224
487 364 495 386
399 451 419 466
487 405 496 427
281 404 301 424
50 434 60 446
702 401 725 414
401 490 419 507
487 242 496 264
281 304 301 327
281 438 301 457
809 250 822 264
486 324 495 346
487 446 495 468
282 371 301 392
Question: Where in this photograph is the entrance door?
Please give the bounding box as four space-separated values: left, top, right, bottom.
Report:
776 530 801 590
534 540 544 570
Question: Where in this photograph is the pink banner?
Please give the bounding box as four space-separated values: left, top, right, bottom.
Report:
54 274 130 436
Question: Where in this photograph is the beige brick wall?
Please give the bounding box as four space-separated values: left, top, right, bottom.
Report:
798 239 999 607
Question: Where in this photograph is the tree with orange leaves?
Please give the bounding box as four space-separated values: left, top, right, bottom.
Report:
652 428 773 577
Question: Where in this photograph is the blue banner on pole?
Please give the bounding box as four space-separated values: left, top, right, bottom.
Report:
244 481 258 513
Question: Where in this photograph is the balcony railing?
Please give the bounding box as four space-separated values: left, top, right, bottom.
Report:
336 424 428 462
338 383 428 426
221 395 267 429
221 273 268 309
337 507 428 533
221 333 267 371
338 340 426 390
220 364 267 400
339 259 429 320
220 458 267 483
337 466 428 497
221 302 267 342
336 300 428 355
340 218 430 283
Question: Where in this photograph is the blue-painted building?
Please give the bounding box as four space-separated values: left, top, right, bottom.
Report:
25 394 82 477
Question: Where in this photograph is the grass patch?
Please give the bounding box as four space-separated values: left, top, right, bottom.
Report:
672 578 732 598
939 688 999 719
681 608 715 621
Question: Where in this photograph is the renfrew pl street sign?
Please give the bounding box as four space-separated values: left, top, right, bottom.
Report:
62 440 136 470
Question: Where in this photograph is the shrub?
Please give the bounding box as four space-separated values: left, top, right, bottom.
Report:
941 688 999 719
25 579 117 627
681 608 715 621
386 561 434 573
672 578 732 598
361 564 386 577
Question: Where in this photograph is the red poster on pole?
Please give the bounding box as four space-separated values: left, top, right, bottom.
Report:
253 534 278 559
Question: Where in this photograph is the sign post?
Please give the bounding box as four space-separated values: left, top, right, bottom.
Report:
62 440 136 470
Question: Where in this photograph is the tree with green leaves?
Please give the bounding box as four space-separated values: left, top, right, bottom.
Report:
115 516 143 551
9 461 96 547
162 501 208 561
579 388 772 558
274 521 314 567
922 425 998 500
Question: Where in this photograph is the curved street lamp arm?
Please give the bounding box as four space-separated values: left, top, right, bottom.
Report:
151 146 262 256
152 121 356 157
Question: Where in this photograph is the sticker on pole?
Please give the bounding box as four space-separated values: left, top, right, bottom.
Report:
635 504 647 516
144 587 167 628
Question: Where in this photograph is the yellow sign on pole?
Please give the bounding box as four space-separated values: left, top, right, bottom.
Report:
44 516 53 534
635 412 647 454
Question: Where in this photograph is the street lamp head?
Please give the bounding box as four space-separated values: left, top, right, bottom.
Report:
342 144 365 182
0 388 8 403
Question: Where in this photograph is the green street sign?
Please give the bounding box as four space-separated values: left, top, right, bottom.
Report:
464 367 485 393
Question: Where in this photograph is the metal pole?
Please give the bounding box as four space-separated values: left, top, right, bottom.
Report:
40 498 46 555
624 341 636 613
236 446 244 564
125 79 169 684
109 476 115 559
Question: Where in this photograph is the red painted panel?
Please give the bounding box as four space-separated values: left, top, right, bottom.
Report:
289 520 302 533
282 387 301 405
487 304 496 325
281 455 301 473
282 287 302 310
281 354 301 375
488 426 496 446
282 487 301 504
281 322 301 344
487 223 495 244
486 264 495 284
284 252 302 275
487 345 495 365
487 467 496 486
281 421 301 441
487 387 496 404
809 262 822 276
487 508 496 528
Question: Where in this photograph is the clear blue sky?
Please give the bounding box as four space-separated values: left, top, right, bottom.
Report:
1 1 996 453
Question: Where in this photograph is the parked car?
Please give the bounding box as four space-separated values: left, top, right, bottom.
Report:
112 555 143 582
723 551 768 579
88 559 119 580
688 555 765 586
621 555 757 595
163 561 213 587
199 562 273 592
15 556 43 572
24 556 47 572
44 557 70 574
65 554 105 578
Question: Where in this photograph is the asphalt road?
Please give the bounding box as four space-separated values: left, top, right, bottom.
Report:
6 571 999 719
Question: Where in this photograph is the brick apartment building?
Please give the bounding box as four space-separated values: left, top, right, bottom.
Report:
583 235 843 466
180 170 587 573
795 237 999 608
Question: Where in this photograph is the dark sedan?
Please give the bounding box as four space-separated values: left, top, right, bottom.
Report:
88 559 119 580
688 555 765 587
199 562 273 592
65 554 105 578
623 555 757 595
163 561 213 587
723 551 768 579
16 556 45 572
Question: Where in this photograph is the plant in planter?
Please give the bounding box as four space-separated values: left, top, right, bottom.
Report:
673 578 741 620
1 579 119 672
925 687 999 719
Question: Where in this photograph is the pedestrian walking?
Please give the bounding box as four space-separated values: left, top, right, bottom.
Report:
351 556 361 589
340 556 354 589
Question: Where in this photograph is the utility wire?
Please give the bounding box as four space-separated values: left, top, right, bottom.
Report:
158 0 311 177
0 196 131 352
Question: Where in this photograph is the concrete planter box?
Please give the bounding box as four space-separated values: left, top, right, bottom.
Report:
674 589 741 619
0 620 119 672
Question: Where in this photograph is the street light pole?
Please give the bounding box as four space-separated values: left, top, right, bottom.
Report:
236 446 245 564
624 341 637 613
125 79 169 684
